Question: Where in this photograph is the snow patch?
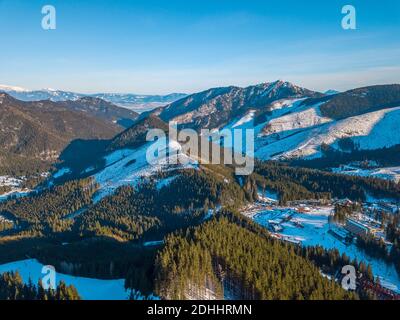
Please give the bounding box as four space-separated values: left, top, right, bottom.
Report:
0 259 129 300
53 167 72 179
156 176 178 190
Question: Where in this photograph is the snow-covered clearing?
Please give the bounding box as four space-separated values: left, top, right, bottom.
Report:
260 103 330 137
252 105 400 160
213 98 307 154
90 138 198 202
203 205 222 221
53 167 72 179
257 189 279 203
143 240 164 247
0 259 160 300
156 175 178 190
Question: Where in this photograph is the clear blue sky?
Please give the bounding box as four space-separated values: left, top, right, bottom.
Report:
0 0 399 94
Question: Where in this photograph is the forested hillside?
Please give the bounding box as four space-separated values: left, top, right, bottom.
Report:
253 161 400 204
318 84 400 119
58 97 138 128
73 167 246 241
155 213 355 300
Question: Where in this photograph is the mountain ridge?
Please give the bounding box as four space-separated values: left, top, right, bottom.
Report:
0 93 122 175
0 85 187 113
144 82 400 162
151 80 322 130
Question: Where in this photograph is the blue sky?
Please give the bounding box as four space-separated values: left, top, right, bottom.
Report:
0 0 399 94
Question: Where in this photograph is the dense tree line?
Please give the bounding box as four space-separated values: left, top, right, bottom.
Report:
0 157 53 178
344 214 400 277
34 239 157 295
0 237 157 296
74 168 245 241
0 178 97 223
0 271 80 300
75 183 161 241
332 202 362 223
0 178 97 236
356 235 389 261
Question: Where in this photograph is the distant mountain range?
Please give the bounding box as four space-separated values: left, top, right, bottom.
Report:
0 85 187 113
2 81 400 176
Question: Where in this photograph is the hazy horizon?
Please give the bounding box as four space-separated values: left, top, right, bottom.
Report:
2 79 400 97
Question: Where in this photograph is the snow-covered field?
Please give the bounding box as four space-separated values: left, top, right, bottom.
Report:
214 98 400 161
331 166 400 183
260 103 330 138
0 259 129 300
252 206 400 293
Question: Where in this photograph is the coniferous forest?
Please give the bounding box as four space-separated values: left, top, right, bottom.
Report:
0 160 399 300
0 271 80 300
155 211 356 300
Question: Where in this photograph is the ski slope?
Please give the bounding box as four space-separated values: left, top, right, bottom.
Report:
331 166 400 183
255 106 400 160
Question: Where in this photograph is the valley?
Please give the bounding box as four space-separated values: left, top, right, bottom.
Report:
0 81 399 300
2 0 399 306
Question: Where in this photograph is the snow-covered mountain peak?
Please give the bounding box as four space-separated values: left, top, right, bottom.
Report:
0 84 30 92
